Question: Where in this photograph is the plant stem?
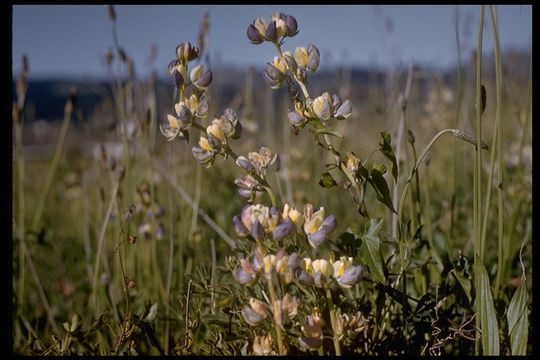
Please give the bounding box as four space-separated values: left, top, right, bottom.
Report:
489 5 504 298
266 273 285 355
30 110 72 232
473 6 485 354
14 113 27 321
91 178 120 312
325 287 342 356
397 129 454 233
451 4 463 244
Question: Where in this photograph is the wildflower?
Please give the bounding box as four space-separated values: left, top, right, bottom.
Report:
282 51 297 73
303 204 337 248
252 334 276 355
334 99 352 120
263 254 277 274
240 204 281 235
263 62 285 89
236 155 255 173
233 258 258 286
242 301 267 326
280 13 299 37
282 204 304 228
192 136 217 166
312 93 333 120
176 42 199 63
272 216 296 241
298 313 325 351
336 264 364 288
234 174 261 199
248 146 277 175
345 151 360 173
281 293 300 318
332 256 364 288
288 110 306 126
159 123 181 141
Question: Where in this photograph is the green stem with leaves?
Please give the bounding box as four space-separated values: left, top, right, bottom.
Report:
325 287 342 356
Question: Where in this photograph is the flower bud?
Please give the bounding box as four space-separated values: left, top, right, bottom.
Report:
265 20 278 42
281 13 298 37
195 70 213 89
307 44 320 72
190 64 204 82
247 24 264 44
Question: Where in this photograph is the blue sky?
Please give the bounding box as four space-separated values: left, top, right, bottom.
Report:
12 5 532 78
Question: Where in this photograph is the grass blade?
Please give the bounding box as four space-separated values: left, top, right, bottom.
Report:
475 263 500 355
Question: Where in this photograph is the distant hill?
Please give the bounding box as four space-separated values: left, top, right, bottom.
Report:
12 49 530 123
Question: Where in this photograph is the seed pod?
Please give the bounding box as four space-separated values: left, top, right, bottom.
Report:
452 129 489 150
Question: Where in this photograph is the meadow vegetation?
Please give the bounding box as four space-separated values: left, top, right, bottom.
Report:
12 5 531 355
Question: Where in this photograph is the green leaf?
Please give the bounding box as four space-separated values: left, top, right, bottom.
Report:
379 131 398 182
315 127 344 138
144 303 158 322
450 269 472 304
475 263 500 355
319 172 338 188
353 218 386 283
507 276 528 355
368 167 397 214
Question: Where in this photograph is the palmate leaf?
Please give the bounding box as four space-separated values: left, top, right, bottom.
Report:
349 218 386 283
507 275 529 355
474 263 500 355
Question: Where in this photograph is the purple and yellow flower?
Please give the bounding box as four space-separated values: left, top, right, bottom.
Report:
303 204 337 248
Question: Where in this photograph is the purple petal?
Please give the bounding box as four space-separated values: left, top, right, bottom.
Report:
247 24 264 44
233 215 249 236
307 228 327 248
273 217 295 241
321 214 337 234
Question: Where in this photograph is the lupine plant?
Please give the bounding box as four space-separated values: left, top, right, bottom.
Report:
12 7 531 356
